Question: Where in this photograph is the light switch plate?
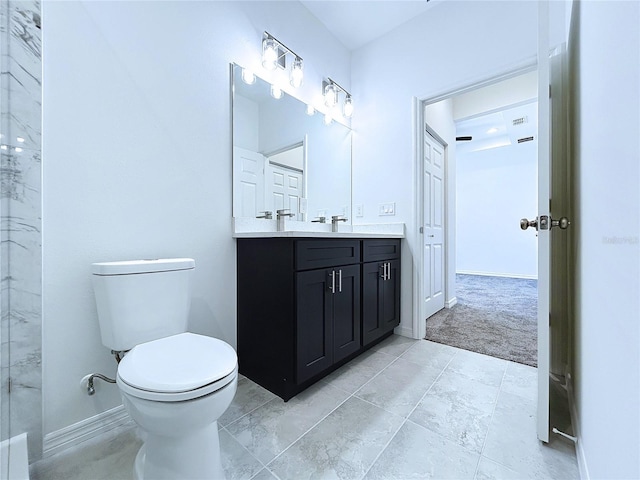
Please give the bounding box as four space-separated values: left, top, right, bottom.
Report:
378 202 396 216
299 198 308 214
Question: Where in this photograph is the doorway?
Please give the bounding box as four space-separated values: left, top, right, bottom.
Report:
415 69 539 368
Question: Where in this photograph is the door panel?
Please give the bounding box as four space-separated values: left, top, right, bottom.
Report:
266 163 304 220
332 265 361 363
422 131 446 320
296 269 332 383
233 147 265 217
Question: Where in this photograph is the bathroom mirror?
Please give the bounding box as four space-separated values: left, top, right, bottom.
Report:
232 64 352 222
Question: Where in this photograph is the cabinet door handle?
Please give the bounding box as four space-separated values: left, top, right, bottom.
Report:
379 264 385 279
329 270 336 294
386 262 391 281
338 269 342 293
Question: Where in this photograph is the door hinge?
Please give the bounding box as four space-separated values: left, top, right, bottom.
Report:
419 226 423 234
7 376 12 393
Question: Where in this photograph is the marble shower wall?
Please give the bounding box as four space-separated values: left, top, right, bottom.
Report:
0 0 42 462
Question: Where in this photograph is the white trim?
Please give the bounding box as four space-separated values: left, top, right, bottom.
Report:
394 325 416 339
445 297 458 309
1 433 29 479
567 374 589 480
43 405 132 458
411 56 538 341
456 270 538 280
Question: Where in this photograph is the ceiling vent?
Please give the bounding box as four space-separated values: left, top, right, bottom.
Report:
512 116 528 126
518 136 534 144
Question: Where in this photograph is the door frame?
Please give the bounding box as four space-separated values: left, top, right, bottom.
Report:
411 57 537 340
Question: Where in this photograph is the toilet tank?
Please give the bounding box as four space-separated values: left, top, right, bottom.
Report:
91 258 195 351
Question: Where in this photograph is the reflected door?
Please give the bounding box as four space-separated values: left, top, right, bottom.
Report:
233 147 265 217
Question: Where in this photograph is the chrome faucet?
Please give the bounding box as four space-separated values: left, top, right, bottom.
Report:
312 216 327 224
277 209 295 231
331 215 348 232
256 211 273 219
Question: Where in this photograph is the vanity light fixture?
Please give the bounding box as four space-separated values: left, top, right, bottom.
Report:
324 112 333 125
261 32 304 88
306 104 315 116
323 78 353 117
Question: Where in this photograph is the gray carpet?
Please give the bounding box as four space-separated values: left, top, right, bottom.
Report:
425 274 538 367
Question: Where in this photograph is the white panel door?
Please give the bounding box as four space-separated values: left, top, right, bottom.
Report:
266 163 304 220
233 147 265 217
423 130 446 321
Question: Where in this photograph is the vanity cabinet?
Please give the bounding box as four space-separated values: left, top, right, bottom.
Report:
237 237 399 401
362 240 401 346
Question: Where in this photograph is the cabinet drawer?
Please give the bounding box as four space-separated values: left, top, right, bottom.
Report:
362 239 401 262
295 239 360 271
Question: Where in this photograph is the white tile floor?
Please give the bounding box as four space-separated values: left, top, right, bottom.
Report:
31 336 579 480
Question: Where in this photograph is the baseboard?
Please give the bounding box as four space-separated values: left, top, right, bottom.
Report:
394 325 417 339
566 373 589 480
445 297 457 308
43 405 132 458
456 270 538 280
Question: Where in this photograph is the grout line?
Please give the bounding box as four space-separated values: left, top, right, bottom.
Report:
473 364 507 478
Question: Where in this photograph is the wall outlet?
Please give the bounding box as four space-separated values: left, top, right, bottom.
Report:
341 205 349 217
299 198 308 214
378 202 396 216
355 204 364 217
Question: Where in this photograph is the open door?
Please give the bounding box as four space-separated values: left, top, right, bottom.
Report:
522 1 571 443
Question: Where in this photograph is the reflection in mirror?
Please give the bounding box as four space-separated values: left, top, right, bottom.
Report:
232 64 352 223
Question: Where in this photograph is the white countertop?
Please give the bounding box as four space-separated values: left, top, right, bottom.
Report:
232 218 405 239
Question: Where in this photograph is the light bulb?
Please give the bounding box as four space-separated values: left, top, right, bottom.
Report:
290 58 304 88
262 38 278 71
324 84 338 107
241 68 256 85
343 96 353 118
324 112 333 125
306 104 315 116
271 84 283 99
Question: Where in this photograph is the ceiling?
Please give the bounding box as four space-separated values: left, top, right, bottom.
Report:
455 102 538 153
300 0 439 51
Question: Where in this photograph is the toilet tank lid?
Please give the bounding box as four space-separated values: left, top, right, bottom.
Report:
91 258 195 276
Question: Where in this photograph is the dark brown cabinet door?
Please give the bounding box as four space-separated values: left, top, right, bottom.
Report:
296 269 333 383
332 264 361 363
362 259 400 346
380 259 400 333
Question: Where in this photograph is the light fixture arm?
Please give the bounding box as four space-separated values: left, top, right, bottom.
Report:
323 77 351 98
263 31 303 68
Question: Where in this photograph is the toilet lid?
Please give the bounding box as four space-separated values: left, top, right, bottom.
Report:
118 332 237 393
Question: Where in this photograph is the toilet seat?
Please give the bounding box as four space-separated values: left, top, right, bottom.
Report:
117 332 238 402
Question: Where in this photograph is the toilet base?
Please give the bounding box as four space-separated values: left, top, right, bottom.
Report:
133 422 224 479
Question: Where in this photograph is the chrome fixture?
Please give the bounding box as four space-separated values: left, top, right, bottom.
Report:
256 211 273 219
277 208 295 231
323 78 353 118
312 216 327 223
262 32 304 88
331 215 348 232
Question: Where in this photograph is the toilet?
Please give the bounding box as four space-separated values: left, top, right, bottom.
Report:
91 258 237 480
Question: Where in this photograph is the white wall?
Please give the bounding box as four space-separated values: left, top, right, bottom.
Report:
456 141 538 278
351 0 539 335
42 0 350 436
570 1 640 478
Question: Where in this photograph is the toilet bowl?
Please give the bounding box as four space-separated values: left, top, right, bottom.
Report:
91 259 238 479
